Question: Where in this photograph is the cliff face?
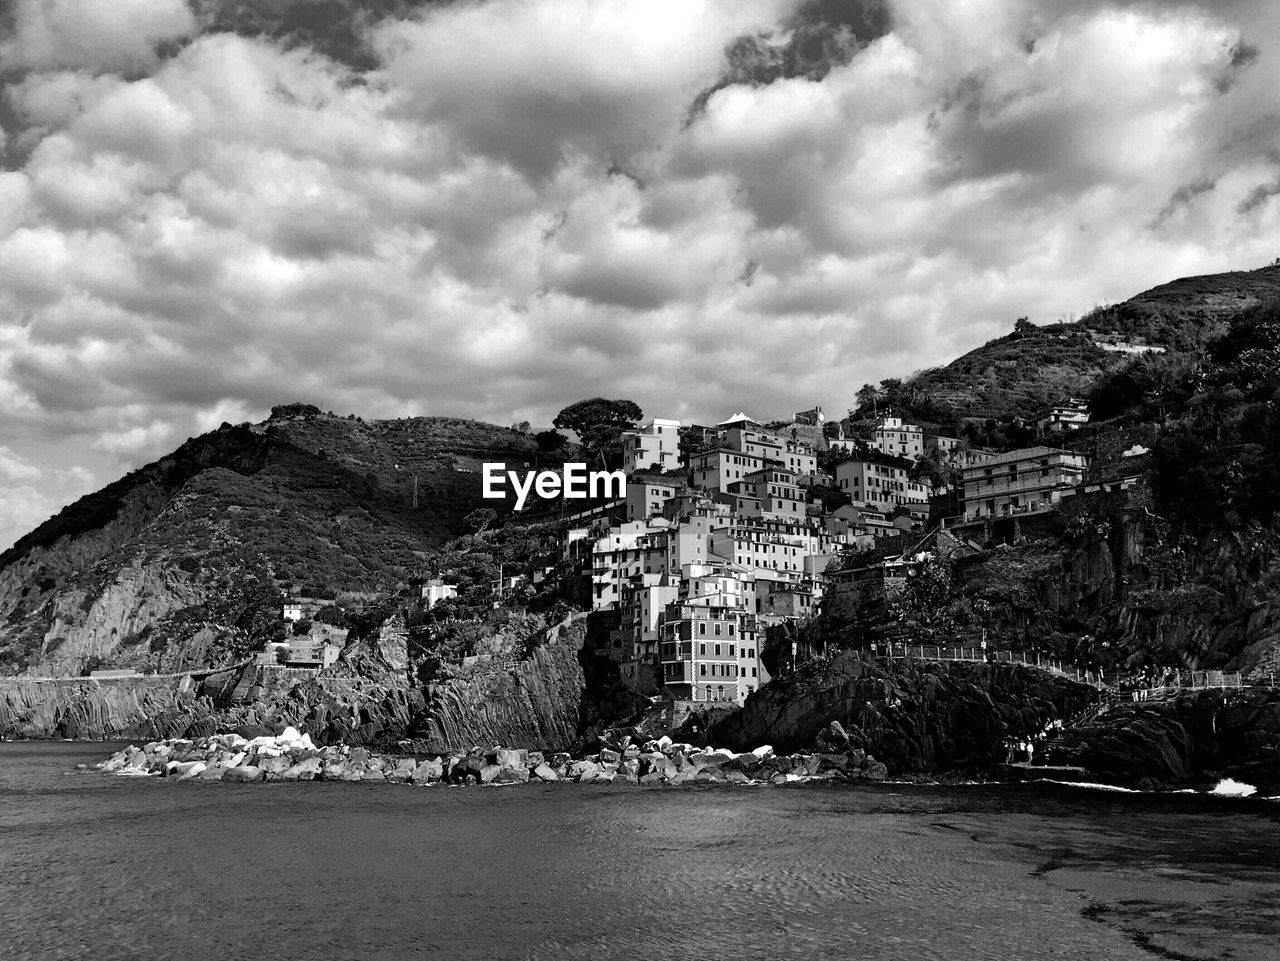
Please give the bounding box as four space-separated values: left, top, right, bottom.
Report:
1061 689 1280 791
411 615 589 753
951 510 1280 675
708 653 1094 775
0 671 231 740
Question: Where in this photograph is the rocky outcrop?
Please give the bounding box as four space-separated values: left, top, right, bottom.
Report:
0 672 226 740
411 614 589 753
1059 688 1280 791
708 653 1094 776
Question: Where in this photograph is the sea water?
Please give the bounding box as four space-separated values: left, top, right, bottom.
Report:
2 742 1277 961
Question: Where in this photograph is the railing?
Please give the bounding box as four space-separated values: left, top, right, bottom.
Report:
874 642 1080 679
1 659 254 684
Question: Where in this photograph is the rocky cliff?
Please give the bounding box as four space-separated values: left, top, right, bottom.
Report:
708 653 1094 775
0 670 233 740
1059 688 1280 791
410 615 589 753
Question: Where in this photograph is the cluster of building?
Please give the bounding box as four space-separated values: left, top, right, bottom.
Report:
567 403 1105 708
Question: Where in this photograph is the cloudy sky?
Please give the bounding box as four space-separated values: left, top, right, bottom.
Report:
1 0 1279 550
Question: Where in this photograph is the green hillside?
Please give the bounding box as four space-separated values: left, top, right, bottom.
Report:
895 263 1280 423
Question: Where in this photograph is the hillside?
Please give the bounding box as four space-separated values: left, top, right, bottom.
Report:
898 262 1280 422
0 408 559 675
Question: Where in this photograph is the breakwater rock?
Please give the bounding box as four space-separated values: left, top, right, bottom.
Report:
95 727 891 788
1058 687 1280 791
708 653 1095 776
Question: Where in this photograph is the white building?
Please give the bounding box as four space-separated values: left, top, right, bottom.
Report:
872 414 924 460
621 417 682 474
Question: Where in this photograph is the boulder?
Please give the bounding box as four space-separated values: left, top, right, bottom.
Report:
525 751 546 769
450 756 486 783
639 771 666 784
411 757 444 784
816 753 849 772
568 760 602 781
598 748 621 764
170 760 207 780
479 764 503 784
532 764 560 782
724 770 750 785
258 756 292 777
196 765 227 781
863 760 889 780
362 769 386 783
385 759 419 783
493 748 526 770
494 766 530 784
282 757 323 781
223 766 264 783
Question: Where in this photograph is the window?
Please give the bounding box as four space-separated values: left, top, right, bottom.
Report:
714 643 721 656
698 623 706 636
699 664 706 676
752 667 758 677
699 643 706 655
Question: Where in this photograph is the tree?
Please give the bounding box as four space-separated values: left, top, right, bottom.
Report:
552 398 643 466
1013 317 1036 336
464 507 499 535
886 556 955 640
534 430 567 453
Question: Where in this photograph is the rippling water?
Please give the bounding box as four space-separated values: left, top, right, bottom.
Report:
3 742 1278 961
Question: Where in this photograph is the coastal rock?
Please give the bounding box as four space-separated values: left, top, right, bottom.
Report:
282 758 323 780
532 763 560 782
493 765 530 784
386 759 419 783
223 765 264 783
708 654 1094 777
411 758 444 783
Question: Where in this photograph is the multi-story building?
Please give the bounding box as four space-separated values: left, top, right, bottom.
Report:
733 466 805 522
619 576 680 694
835 458 929 515
1031 400 1090 436
590 520 664 609
872 414 924 460
658 565 768 704
621 417 682 474
690 448 765 492
960 447 1089 520
625 476 680 521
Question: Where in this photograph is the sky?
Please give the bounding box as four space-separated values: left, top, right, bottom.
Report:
1 0 1279 551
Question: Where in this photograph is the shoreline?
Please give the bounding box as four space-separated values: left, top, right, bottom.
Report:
92 728 1270 799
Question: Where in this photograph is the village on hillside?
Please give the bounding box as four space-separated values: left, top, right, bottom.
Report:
404 395 1151 710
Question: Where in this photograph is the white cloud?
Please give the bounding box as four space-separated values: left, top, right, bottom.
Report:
0 0 1278 546
0 0 197 74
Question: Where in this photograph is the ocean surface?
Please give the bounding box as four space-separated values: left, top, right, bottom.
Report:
2 742 1278 961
